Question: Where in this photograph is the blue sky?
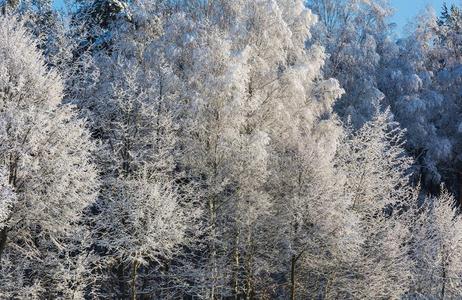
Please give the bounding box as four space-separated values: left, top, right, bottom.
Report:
391 0 460 33
53 0 460 35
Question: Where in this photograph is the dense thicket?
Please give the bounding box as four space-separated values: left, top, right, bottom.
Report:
1 0 462 299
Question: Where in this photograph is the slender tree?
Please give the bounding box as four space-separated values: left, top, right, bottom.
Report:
411 189 462 298
336 108 415 298
0 15 98 298
70 8 200 298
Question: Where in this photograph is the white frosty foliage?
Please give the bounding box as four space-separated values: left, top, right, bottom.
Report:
412 190 462 298
337 108 416 299
0 15 98 298
2 0 462 299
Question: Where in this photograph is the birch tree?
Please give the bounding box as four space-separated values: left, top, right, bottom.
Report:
0 15 98 298
411 190 462 298
337 108 415 298
71 9 200 298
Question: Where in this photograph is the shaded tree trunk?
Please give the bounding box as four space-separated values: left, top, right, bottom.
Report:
0 227 8 261
131 260 139 300
210 196 217 300
290 254 296 300
233 229 241 300
441 248 446 300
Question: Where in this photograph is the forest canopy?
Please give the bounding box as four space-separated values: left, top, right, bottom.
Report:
0 0 462 299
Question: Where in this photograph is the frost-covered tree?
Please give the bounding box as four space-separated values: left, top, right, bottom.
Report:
70 7 200 298
336 108 415 298
307 0 392 128
161 1 362 298
161 20 256 299
379 4 462 198
411 189 462 298
272 124 360 300
0 0 73 72
379 13 438 190
437 3 462 64
253 5 360 298
69 0 131 55
0 16 98 298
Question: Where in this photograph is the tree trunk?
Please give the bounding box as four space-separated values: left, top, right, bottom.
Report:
210 196 217 300
116 263 125 298
245 230 255 300
0 227 8 261
323 274 333 300
233 229 241 300
0 154 17 262
290 254 296 300
441 250 446 300
442 267 446 300
131 260 139 300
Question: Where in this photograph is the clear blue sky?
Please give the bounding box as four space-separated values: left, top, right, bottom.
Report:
391 0 460 33
53 0 460 34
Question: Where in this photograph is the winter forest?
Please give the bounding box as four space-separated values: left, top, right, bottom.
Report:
3 0 462 298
